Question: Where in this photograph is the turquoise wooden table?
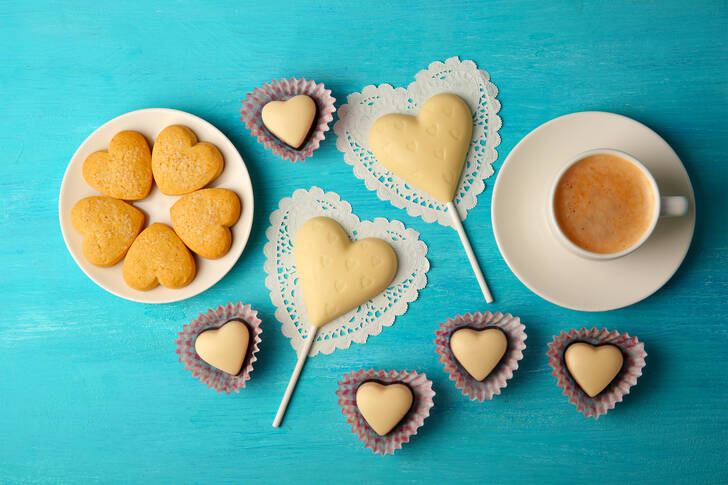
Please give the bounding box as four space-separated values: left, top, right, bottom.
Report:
2 1 727 483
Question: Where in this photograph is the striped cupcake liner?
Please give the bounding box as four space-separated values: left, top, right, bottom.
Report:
175 301 262 394
435 312 526 401
547 327 647 419
336 369 435 456
239 77 336 162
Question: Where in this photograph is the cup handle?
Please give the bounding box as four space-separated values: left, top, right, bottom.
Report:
660 196 689 217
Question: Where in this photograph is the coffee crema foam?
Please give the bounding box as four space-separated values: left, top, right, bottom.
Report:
554 154 655 254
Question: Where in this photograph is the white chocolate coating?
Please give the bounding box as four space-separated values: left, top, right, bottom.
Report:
294 217 398 328
356 382 413 436
194 320 250 375
369 93 473 203
564 342 624 397
450 327 507 381
261 94 316 149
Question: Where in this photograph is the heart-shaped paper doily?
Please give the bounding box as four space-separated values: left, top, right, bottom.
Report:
263 187 429 356
334 56 501 226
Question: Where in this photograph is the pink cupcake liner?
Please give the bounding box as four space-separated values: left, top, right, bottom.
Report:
175 302 262 394
547 327 647 419
240 77 336 162
435 312 527 401
336 369 435 456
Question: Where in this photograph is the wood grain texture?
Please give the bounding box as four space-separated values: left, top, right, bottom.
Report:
1 0 727 483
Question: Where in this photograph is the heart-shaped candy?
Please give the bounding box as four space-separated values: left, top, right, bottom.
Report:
122 223 196 291
170 188 241 259
565 343 624 397
356 382 413 436
261 95 316 149
82 130 153 200
450 327 507 381
369 93 473 203
151 125 224 195
294 217 398 328
71 196 145 267
194 320 250 375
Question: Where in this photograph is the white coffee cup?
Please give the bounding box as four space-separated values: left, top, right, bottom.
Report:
548 148 689 260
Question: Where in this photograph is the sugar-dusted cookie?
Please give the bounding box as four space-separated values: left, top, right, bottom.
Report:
122 223 196 291
82 130 153 200
294 217 398 328
71 196 145 267
170 188 241 259
151 125 224 195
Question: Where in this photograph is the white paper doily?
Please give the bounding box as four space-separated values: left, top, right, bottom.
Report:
334 56 502 227
264 187 430 356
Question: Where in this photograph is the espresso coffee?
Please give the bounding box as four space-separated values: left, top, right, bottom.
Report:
553 154 655 254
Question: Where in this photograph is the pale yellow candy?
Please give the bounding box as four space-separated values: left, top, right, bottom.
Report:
356 382 413 436
261 95 316 149
450 328 507 381
369 93 473 203
194 320 250 375
294 217 397 328
564 343 624 397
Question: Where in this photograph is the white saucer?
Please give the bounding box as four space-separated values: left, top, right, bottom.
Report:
59 108 254 304
491 112 695 311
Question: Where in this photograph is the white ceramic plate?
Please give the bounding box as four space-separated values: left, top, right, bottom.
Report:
59 108 254 304
491 112 695 311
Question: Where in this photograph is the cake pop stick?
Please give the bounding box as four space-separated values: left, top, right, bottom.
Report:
369 93 495 303
447 201 493 303
273 328 316 427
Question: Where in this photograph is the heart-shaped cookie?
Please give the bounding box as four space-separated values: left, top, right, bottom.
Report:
151 125 224 195
170 188 241 259
82 130 153 200
122 223 196 291
450 327 507 381
356 382 413 436
369 93 473 203
71 196 145 267
294 217 398 327
261 95 316 149
194 320 250 375
565 343 624 397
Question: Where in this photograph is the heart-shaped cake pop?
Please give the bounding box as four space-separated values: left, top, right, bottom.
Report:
565 343 624 397
151 125 224 195
170 188 241 259
450 327 507 381
369 93 473 203
356 382 413 436
71 196 145 267
261 95 317 149
82 130 153 200
294 217 398 328
122 223 196 291
194 320 250 375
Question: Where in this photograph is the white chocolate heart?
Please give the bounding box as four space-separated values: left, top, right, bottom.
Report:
356 382 413 436
450 328 507 381
194 320 250 375
565 343 624 397
294 217 398 328
261 95 316 149
369 93 473 203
